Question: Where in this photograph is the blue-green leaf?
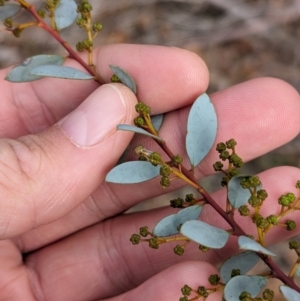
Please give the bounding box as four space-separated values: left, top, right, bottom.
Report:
228 175 262 208
105 161 160 184
54 0 78 30
117 124 163 141
30 65 94 80
180 220 229 249
153 205 203 237
238 236 275 256
186 93 217 167
219 251 259 283
5 55 65 82
280 286 300 301
224 275 267 301
0 4 22 20
151 114 164 131
110 65 137 94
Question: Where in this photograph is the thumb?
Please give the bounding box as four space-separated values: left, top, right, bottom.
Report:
0 83 137 238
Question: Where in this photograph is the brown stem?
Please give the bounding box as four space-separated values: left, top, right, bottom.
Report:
19 1 103 84
155 139 300 293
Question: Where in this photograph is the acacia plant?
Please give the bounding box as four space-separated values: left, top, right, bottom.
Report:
1 1 300 300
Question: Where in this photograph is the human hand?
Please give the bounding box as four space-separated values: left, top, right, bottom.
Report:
0 44 299 301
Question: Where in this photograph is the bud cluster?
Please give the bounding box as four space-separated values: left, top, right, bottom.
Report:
214 139 243 186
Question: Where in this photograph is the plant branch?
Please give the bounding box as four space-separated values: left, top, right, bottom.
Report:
154 139 300 293
17 0 103 84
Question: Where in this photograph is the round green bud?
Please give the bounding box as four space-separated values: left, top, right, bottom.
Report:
135 103 151 115
160 176 170 188
170 197 184 208
76 18 87 28
208 274 220 285
3 18 13 29
249 176 261 187
229 170 239 178
174 245 185 256
197 286 208 297
77 1 93 13
278 194 294 207
248 196 261 208
160 165 171 177
221 176 229 187
172 154 183 164
296 180 300 189
213 161 223 171
219 150 230 161
199 244 209 252
229 154 243 168
139 226 149 237
12 28 23 38
111 74 120 83
257 189 268 201
238 205 250 216
216 142 226 152
239 292 251 301
231 269 241 278
149 152 161 166
286 220 296 231
185 193 194 202
226 138 237 149
262 288 274 301
256 217 269 230
134 116 145 127
252 213 262 224
181 284 192 296
130 234 140 245
289 240 300 250
82 39 93 49
93 22 103 32
266 214 278 225
179 297 188 301
149 238 159 249
76 42 84 52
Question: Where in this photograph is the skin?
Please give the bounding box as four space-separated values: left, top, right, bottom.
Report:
0 44 299 301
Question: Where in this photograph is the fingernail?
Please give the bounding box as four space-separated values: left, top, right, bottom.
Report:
59 84 125 147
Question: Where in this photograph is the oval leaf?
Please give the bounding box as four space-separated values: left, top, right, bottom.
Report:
117 124 163 141
0 4 22 20
105 161 160 184
238 236 276 257
180 220 229 249
219 251 259 283
153 205 203 237
280 286 300 301
5 55 65 82
224 275 267 301
54 0 78 30
228 175 262 209
151 114 164 131
186 93 217 167
110 65 137 94
30 65 94 80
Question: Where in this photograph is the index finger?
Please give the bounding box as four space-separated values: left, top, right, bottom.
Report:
0 45 209 137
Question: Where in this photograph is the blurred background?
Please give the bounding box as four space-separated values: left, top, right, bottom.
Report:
1 0 300 294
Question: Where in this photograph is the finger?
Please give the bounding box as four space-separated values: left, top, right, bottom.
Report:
18 77 300 251
24 166 300 300
0 83 137 239
0 45 208 137
100 262 220 301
